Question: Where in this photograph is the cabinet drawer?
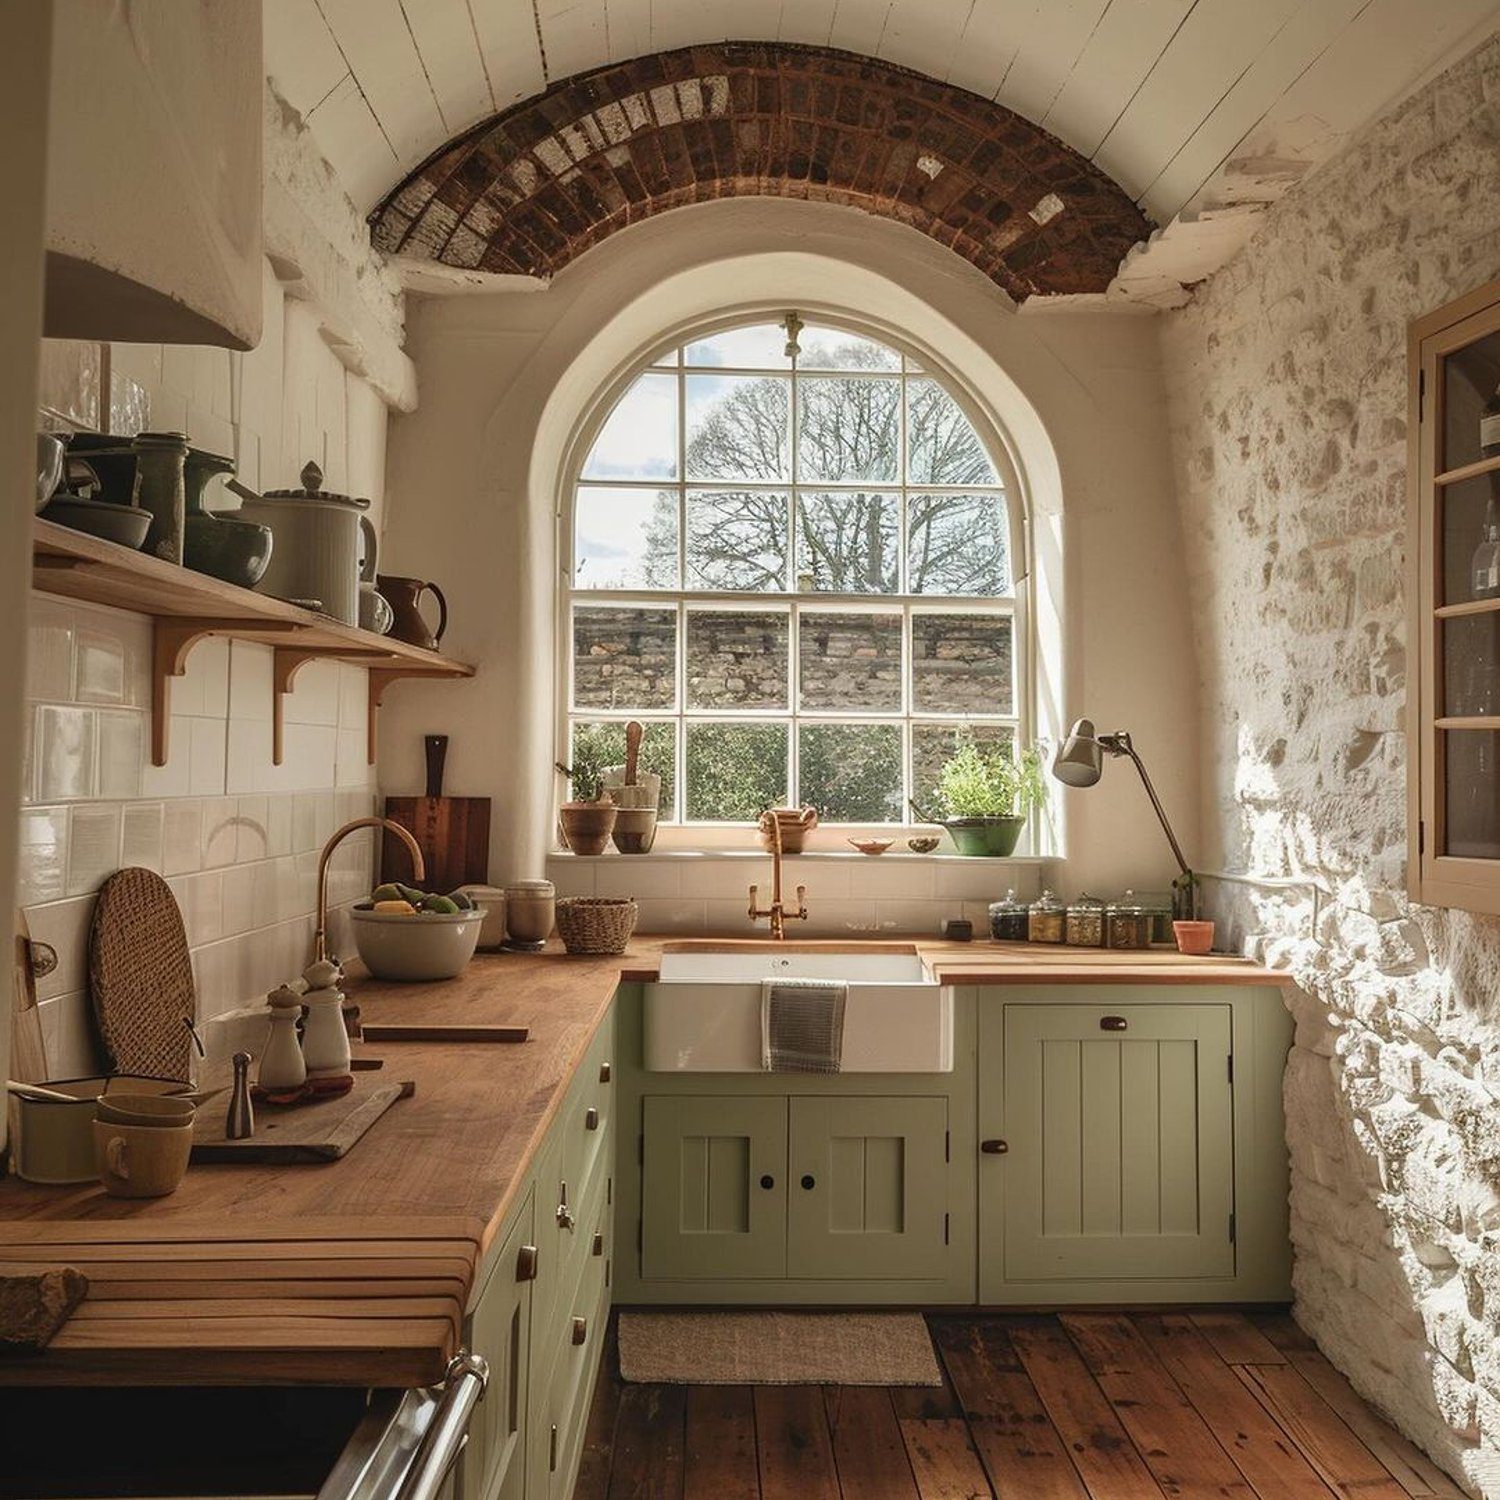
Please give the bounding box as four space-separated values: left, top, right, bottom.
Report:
540 1211 610 1500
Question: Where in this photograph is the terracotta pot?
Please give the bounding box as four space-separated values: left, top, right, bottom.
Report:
560 799 617 856
1172 919 1216 956
378 574 448 651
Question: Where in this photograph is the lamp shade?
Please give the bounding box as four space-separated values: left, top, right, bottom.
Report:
1052 718 1103 787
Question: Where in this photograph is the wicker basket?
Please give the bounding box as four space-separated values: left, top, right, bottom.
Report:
555 897 638 955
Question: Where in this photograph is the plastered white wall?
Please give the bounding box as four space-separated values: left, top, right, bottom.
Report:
1161 33 1500 1496
381 198 1198 903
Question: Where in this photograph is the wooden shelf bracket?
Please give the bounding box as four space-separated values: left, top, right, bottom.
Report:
151 617 304 766
272 647 406 765
367 667 466 764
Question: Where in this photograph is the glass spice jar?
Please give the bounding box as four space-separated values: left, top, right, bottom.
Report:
988 889 1029 942
1064 893 1106 948
1106 891 1152 950
1027 889 1066 944
1139 892 1175 947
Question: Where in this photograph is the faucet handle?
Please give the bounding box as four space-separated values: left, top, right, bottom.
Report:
748 883 760 918
794 885 808 919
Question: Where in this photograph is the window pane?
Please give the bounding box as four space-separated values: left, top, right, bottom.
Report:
795 492 898 593
572 606 677 710
574 486 678 589
906 378 997 485
908 494 1011 595
911 614 1013 714
796 326 901 371
799 723 903 822
570 720 677 820
686 722 788 820
799 611 903 712
686 490 788 591
911 723 1015 818
685 323 790 368
687 609 789 710
686 374 790 481
581 372 677 480
797 376 900 483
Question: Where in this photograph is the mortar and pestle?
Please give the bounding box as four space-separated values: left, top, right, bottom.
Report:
602 721 659 853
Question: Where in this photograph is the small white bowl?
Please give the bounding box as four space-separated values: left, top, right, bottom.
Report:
349 905 486 982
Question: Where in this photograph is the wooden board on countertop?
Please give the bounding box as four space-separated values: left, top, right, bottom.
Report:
188 1078 415 1162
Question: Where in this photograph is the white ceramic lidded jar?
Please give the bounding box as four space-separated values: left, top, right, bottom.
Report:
504 879 556 950
301 958 352 1077
259 985 307 1092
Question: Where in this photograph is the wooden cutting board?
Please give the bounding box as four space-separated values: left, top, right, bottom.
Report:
382 735 490 893
189 1077 415 1163
11 910 49 1084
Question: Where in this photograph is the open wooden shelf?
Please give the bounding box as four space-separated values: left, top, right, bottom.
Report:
1435 452 1500 487
32 516 475 765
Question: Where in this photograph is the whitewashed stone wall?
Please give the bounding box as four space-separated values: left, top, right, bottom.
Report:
1160 34 1500 1497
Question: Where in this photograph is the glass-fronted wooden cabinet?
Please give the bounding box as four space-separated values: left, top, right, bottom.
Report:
1409 277 1500 912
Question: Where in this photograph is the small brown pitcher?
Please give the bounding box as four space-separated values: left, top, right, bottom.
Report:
378 574 448 651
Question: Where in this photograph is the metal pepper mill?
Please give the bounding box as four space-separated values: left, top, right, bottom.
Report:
226 1051 255 1140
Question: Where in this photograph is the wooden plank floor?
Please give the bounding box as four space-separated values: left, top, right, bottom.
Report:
577 1312 1467 1500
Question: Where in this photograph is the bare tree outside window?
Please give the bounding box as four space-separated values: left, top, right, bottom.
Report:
568 321 1020 826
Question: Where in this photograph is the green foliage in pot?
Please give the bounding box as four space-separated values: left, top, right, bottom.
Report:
935 735 1048 821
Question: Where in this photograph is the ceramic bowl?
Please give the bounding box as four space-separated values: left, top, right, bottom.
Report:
349 905 485 981
7 1074 191 1184
183 510 274 588
42 494 151 550
906 836 941 853
94 1093 197 1128
848 837 894 855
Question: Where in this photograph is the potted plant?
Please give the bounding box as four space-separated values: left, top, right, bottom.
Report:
926 735 1047 857
554 761 617 857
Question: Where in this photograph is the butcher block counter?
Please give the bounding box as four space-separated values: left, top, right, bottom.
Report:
0 938 1284 1389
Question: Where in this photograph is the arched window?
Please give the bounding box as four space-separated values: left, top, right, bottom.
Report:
563 314 1026 835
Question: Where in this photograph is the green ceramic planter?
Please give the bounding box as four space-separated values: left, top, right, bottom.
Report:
944 816 1026 857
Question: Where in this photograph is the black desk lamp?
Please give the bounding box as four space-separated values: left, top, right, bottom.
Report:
1051 718 1197 918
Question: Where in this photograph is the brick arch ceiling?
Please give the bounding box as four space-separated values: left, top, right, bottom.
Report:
369 42 1152 302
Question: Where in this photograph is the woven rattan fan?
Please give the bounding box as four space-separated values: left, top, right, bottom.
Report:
88 867 195 1079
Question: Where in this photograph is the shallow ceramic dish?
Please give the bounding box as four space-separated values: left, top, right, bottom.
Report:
42 494 151 550
349 904 485 981
906 836 940 853
847 838 894 855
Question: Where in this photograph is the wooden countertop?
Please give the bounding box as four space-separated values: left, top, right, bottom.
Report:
0 937 1283 1388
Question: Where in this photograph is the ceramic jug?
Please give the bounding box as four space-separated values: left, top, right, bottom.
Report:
378 574 448 651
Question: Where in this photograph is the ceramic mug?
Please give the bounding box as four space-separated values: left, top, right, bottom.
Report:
94 1093 197 1129
92 1119 193 1198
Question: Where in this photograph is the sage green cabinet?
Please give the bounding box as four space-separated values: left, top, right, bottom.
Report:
642 1095 788 1279
1000 1002 1234 1281
787 1096 949 1280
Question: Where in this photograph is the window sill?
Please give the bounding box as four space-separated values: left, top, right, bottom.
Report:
547 847 1056 863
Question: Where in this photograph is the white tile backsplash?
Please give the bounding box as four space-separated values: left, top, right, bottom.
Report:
33 704 95 801
67 804 121 895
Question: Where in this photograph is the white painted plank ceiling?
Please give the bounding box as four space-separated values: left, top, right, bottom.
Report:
265 0 1500 290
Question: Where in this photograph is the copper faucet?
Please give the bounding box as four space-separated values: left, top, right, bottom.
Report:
315 817 426 962
748 813 807 940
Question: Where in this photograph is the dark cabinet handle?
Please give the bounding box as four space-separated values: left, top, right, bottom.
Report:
800 1174 816 1190
571 1316 588 1346
599 1062 611 1083
516 1243 539 1280
980 1139 1009 1155
584 1107 599 1131
1100 1015 1128 1031
760 1174 775 1190
592 1231 604 1257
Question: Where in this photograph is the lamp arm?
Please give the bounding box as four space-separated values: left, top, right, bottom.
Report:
1113 738 1191 881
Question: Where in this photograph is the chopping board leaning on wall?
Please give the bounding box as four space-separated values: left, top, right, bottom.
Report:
383 735 491 893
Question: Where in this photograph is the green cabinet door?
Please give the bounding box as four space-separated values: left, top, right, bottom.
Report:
642 1095 787 1279
463 1190 534 1500
787 1096 949 1280
1002 1003 1234 1282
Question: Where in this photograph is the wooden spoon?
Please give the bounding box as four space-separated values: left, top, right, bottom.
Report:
6 1078 77 1104
624 720 643 787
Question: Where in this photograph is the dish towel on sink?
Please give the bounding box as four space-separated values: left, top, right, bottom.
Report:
761 979 847 1073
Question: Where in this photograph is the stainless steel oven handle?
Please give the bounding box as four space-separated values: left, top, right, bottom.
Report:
394 1352 490 1500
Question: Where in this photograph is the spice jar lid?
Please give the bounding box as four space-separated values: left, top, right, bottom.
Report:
1106 889 1147 914
507 879 555 894
1030 888 1063 912
1067 892 1105 912
988 888 1027 915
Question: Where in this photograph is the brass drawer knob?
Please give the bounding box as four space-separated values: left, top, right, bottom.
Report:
571 1316 588 1346
584 1106 600 1131
516 1243 539 1281
980 1139 1009 1154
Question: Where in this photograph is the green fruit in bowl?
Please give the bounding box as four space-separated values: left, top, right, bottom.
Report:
421 894 461 915
449 890 475 911
372 882 404 902
396 883 427 906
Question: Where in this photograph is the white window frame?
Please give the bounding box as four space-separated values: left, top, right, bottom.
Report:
556 312 1034 850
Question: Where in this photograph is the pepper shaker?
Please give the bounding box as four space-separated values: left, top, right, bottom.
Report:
226 1051 255 1140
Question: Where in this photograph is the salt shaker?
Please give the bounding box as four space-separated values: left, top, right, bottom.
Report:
226 1051 254 1139
301 957 352 1078
259 984 307 1091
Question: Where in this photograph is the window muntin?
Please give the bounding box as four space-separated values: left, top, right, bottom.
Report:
566 318 1021 826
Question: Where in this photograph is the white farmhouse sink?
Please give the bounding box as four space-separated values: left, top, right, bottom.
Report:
644 943 953 1072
